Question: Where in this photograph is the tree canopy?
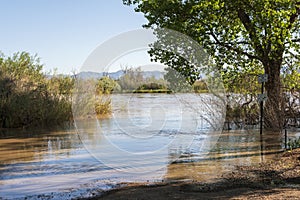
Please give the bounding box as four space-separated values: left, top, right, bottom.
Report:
123 0 300 130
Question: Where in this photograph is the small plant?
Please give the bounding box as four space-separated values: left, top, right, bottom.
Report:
287 137 300 150
95 95 112 116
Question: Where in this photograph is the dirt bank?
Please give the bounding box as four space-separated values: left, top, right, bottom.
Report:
84 149 300 200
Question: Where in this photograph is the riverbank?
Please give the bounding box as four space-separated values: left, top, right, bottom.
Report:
85 148 300 200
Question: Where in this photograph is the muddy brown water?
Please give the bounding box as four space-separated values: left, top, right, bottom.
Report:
0 94 298 199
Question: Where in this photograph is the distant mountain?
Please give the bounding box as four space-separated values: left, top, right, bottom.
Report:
108 70 124 79
74 71 104 79
75 70 165 80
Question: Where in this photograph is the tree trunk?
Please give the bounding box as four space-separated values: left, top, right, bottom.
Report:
263 60 284 131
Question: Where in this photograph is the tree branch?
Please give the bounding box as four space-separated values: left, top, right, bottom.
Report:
291 38 300 43
209 30 260 61
209 41 251 45
237 9 265 59
284 38 300 46
286 50 300 59
287 2 300 29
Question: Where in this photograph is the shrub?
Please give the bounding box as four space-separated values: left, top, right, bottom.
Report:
0 52 74 128
288 137 300 150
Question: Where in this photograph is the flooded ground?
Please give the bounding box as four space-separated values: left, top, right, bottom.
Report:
0 94 298 199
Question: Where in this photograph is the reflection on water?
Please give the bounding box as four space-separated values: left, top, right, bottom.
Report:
165 129 288 182
0 94 298 199
74 93 224 174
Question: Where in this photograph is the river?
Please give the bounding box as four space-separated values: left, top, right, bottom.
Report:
0 93 298 199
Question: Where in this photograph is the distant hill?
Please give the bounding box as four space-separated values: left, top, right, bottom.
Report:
74 71 104 79
75 70 165 80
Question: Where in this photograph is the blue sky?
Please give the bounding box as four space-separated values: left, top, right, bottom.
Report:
0 0 147 74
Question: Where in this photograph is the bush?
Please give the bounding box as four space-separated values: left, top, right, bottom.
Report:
137 82 167 90
95 95 111 116
193 80 208 93
0 52 74 128
288 137 300 150
95 76 118 94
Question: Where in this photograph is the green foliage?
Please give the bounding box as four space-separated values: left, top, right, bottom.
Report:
47 74 74 97
117 67 170 92
282 62 300 91
0 52 74 128
222 62 263 95
288 137 300 150
137 82 166 90
117 67 144 91
163 66 193 92
132 89 172 93
73 78 113 118
95 95 112 116
94 77 116 116
124 0 299 69
124 0 300 129
193 80 208 93
95 76 118 94
134 82 171 93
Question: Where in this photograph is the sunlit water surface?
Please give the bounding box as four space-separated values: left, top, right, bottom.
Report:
0 94 298 199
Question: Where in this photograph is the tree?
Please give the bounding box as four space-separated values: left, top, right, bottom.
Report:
164 66 193 92
118 67 144 91
123 0 300 130
95 76 118 94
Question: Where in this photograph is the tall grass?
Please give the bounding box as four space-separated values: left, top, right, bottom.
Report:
0 52 74 128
